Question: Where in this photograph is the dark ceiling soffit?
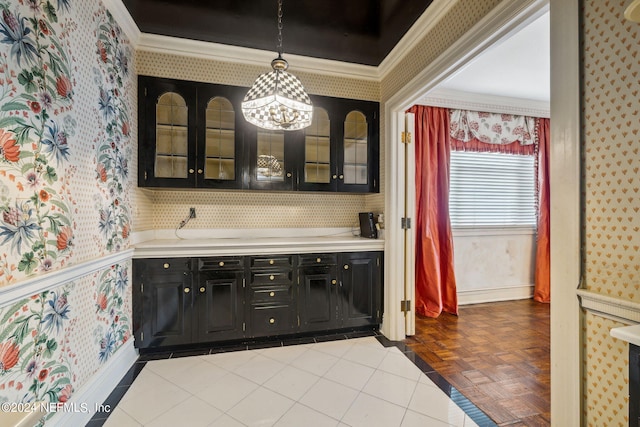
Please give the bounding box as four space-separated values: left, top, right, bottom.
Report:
122 0 434 66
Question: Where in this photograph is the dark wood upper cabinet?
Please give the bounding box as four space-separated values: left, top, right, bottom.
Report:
139 76 379 193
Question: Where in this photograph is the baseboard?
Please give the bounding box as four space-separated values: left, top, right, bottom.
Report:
458 285 534 305
47 340 138 426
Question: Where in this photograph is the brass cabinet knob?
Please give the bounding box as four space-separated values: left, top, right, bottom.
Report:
219 261 224 267
331 279 337 285
269 318 275 324
269 291 275 297
316 257 321 263
344 265 349 270
339 174 344 179
269 275 275 281
197 169 203 174
189 168 195 174
332 175 337 179
200 287 205 293
184 287 190 293
269 259 275 265
163 263 170 269
286 172 292 178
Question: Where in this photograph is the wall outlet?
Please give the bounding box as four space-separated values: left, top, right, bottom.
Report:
189 208 196 219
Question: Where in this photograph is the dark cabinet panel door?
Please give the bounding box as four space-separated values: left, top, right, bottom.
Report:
138 259 194 348
339 252 381 328
138 76 198 188
196 83 245 189
247 126 297 191
335 99 379 193
299 266 338 331
196 270 245 342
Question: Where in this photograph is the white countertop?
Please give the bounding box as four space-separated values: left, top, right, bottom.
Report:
133 228 384 258
611 324 640 347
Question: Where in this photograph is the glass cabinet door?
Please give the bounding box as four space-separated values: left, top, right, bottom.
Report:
155 92 189 179
304 108 331 184
204 97 236 181
343 110 368 185
256 130 285 182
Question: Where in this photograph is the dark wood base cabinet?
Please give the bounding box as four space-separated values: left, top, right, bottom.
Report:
133 251 382 350
631 344 640 427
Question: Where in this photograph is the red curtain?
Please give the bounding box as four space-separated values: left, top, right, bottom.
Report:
409 105 458 318
534 118 551 302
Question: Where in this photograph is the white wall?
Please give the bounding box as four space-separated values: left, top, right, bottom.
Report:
453 228 536 304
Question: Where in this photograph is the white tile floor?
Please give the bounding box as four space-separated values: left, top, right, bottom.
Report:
105 337 478 427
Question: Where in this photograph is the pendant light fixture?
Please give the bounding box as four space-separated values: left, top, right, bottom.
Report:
242 0 313 131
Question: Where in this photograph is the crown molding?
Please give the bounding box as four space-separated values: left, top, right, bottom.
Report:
103 0 141 47
137 33 379 81
377 0 457 79
421 88 550 117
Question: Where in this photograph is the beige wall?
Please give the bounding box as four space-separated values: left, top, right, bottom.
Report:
134 51 380 231
581 0 640 424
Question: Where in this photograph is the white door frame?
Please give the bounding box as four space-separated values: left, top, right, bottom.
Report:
382 0 581 424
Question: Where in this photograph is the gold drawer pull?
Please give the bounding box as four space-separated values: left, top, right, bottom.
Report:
189 168 195 174
344 265 349 270
331 279 337 285
316 258 321 263
269 318 275 324
200 287 205 293
197 169 203 174
269 291 275 297
269 259 275 265
163 263 170 269
269 275 275 281
219 261 225 267
184 287 190 293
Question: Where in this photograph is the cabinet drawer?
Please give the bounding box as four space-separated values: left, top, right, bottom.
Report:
250 304 295 335
250 285 293 303
144 258 191 274
198 257 244 271
250 255 294 269
251 270 293 284
299 254 337 266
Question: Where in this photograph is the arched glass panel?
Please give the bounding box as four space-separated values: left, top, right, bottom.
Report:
343 110 368 185
304 107 330 183
155 92 188 178
205 97 235 180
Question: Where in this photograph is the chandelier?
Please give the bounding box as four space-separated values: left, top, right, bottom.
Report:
242 0 313 131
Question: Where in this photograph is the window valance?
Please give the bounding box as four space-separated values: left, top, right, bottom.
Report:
450 110 537 145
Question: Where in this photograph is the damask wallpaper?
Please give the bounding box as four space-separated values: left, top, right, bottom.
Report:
0 0 135 422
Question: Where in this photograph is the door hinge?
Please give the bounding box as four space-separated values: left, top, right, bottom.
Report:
144 87 147 97
144 170 148 181
242 278 246 288
377 309 380 319
401 131 412 144
140 332 144 342
242 322 246 332
400 300 411 312
376 257 380 267
401 217 412 230
140 283 143 293
297 315 300 327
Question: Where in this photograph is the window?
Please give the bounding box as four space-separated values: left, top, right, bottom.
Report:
448 151 536 228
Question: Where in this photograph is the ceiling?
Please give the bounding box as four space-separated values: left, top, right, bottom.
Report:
433 11 550 104
122 0 434 66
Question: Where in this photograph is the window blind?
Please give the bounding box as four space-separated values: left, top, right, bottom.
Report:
449 151 536 228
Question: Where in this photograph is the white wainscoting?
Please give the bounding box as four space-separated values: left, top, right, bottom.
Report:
453 228 536 303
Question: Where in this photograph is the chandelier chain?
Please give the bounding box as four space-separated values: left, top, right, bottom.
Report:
276 0 284 56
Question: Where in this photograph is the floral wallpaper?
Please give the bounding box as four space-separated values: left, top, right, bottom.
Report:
0 0 135 422
0 0 76 285
93 9 131 254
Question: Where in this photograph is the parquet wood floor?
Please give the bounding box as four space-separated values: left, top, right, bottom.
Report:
405 299 550 426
